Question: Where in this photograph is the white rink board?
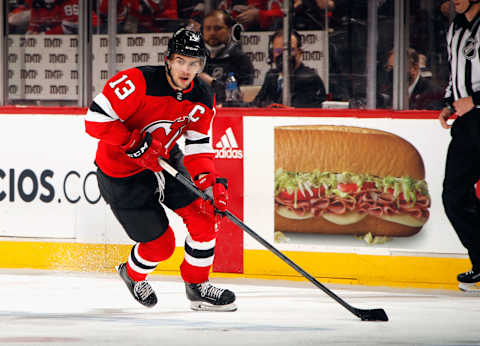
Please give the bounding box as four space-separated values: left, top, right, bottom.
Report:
0 113 467 259
0 114 188 244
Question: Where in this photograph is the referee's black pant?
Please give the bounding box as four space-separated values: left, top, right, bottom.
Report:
442 108 480 271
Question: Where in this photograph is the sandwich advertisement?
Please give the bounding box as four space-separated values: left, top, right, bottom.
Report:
243 114 463 256
274 125 430 239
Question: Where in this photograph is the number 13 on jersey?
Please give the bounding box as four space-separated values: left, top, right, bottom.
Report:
109 75 136 100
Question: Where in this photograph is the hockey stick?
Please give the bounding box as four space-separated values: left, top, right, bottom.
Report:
159 159 388 322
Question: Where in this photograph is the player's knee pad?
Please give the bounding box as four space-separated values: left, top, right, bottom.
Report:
138 226 176 262
175 199 216 242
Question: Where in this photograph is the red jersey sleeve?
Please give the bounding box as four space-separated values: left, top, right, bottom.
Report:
85 68 146 146
258 2 282 29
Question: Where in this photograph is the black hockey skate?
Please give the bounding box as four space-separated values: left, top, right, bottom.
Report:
458 268 480 292
185 281 237 311
116 263 158 307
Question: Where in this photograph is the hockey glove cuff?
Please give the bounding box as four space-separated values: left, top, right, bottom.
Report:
122 129 169 172
194 173 229 213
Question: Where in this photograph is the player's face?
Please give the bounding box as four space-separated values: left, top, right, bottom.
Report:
203 14 231 47
454 0 470 13
167 54 203 90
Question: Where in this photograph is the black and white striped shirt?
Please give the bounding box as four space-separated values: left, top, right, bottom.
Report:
444 13 480 106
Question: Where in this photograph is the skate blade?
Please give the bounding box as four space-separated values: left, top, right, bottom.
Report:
190 301 237 312
459 282 480 293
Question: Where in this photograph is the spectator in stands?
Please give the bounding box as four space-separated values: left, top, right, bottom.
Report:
16 0 76 34
439 0 454 18
131 0 180 33
252 30 326 108
8 0 30 34
381 48 444 110
198 10 255 106
215 0 283 31
178 0 205 32
433 0 455 85
98 0 133 34
14 0 98 34
229 0 335 31
99 0 182 33
293 0 335 30
327 0 394 106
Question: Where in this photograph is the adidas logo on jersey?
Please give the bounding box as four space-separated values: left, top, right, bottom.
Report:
215 127 243 159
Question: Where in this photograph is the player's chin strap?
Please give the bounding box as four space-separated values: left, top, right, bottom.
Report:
157 158 389 322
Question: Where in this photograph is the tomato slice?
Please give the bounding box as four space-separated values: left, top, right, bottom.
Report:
338 183 358 193
277 191 295 200
277 190 309 201
361 181 376 190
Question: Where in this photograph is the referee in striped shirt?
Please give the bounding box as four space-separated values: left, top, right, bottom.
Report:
439 0 480 289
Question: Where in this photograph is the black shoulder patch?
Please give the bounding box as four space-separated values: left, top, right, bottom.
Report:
137 65 171 97
184 77 214 109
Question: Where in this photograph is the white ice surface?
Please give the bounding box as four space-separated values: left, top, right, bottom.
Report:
0 269 479 346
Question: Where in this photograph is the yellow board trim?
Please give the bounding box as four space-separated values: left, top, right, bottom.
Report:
0 241 470 290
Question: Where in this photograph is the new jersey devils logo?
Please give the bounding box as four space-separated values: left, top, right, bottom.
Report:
143 116 190 150
142 105 206 150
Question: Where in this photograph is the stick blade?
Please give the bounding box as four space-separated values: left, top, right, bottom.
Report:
355 308 389 321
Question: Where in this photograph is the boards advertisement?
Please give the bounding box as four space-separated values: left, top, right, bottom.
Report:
0 109 469 283
243 114 463 257
7 31 327 100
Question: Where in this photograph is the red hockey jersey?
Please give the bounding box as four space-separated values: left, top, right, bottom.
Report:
85 65 216 178
25 0 80 34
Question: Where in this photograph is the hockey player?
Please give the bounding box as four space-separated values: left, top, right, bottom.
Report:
439 0 480 292
84 27 237 311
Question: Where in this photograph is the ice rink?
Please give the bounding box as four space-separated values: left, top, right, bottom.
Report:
0 269 479 346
